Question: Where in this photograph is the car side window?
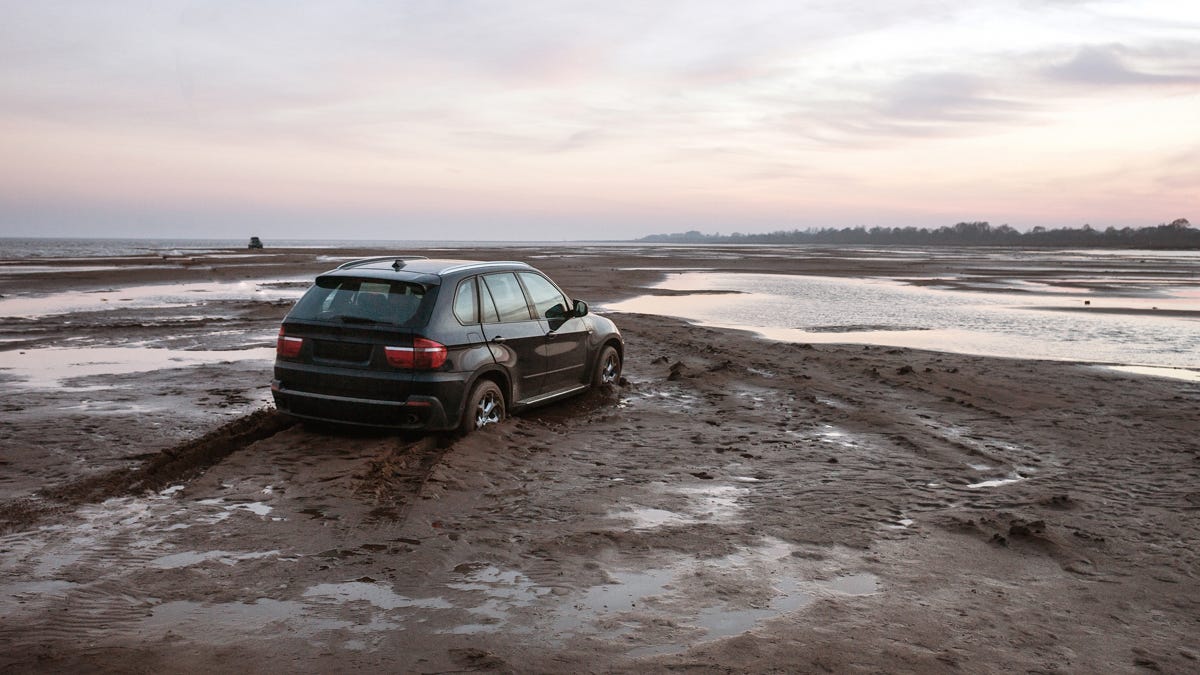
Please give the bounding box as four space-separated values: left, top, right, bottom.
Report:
481 273 534 322
518 272 569 319
453 277 478 325
480 282 501 323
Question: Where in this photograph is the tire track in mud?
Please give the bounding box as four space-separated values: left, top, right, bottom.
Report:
64 409 299 503
354 432 455 524
0 425 460 658
0 409 296 534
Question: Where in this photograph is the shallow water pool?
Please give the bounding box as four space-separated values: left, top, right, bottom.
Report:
607 272 1199 373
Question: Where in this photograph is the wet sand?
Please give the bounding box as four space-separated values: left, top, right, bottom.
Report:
1 246 1198 673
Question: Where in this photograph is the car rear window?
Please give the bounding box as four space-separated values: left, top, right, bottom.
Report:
288 277 432 326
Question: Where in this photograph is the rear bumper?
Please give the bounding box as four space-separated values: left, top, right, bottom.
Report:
271 382 452 429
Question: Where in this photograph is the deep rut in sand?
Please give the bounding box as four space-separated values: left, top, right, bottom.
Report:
0 398 484 537
0 409 297 533
353 432 456 523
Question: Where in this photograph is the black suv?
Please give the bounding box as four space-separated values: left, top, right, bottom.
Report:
272 257 623 432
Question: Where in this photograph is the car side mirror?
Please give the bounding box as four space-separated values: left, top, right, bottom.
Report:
572 299 589 317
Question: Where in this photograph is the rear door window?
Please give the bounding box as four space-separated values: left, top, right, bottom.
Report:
289 277 428 326
481 273 534 323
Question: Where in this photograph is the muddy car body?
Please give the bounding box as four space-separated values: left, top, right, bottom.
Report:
271 257 623 431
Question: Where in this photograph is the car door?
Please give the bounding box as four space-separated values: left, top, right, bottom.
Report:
518 271 590 393
478 272 549 402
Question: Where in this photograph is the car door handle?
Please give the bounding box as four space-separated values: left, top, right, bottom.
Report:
490 336 506 344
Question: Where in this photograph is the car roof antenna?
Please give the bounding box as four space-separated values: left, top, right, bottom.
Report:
392 259 405 271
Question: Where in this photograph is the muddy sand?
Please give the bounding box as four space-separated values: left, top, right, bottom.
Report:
1 246 1197 673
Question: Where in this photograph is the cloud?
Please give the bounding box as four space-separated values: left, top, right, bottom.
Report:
779 70 1037 147
881 72 1032 123
1045 44 1200 86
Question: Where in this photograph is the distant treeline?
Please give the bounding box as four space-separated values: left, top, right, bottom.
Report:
639 218 1199 248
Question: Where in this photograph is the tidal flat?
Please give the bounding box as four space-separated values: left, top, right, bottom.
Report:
1 245 1197 673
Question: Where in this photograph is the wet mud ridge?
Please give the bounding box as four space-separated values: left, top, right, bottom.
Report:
0 410 296 534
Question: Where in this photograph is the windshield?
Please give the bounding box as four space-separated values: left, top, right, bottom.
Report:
288 277 433 327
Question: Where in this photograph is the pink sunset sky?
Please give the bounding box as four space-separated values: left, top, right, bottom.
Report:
0 0 1197 241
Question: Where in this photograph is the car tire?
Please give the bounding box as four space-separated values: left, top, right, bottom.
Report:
594 345 621 388
461 379 505 433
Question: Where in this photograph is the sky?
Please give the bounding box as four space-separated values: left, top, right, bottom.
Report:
0 1 1197 241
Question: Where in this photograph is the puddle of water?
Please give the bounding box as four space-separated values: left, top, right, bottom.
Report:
1102 365 1200 383
56 400 161 414
677 485 748 520
0 346 275 390
0 580 81 612
637 571 877 656
610 484 750 529
303 582 454 611
640 577 812 655
548 536 876 654
149 549 283 570
229 502 273 517
198 511 232 524
190 499 276 523
622 388 702 412
144 597 409 641
0 278 306 318
143 598 353 637
967 475 1026 489
442 564 553 634
0 265 125 275
552 568 677 637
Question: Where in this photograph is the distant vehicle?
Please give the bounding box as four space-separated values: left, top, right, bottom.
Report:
248 236 264 249
272 257 623 432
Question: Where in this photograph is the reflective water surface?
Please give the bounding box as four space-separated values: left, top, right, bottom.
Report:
607 270 1199 374
0 346 276 389
0 278 306 318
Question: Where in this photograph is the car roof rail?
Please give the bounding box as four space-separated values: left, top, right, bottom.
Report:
438 260 533 275
336 255 429 270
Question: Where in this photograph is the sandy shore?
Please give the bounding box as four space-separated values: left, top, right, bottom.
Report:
1 246 1198 673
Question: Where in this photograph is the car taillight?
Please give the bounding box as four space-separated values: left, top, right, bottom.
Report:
276 328 303 358
385 337 447 370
